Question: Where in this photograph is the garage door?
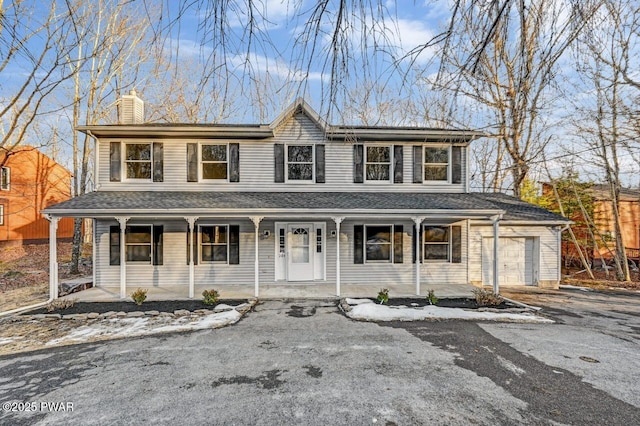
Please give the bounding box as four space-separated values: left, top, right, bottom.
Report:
482 237 535 286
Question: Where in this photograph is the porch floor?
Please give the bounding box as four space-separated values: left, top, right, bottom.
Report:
60 283 477 302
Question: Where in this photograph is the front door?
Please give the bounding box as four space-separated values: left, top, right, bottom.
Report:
287 224 314 281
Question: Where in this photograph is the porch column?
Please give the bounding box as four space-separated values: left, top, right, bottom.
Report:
185 217 197 299
412 217 425 296
492 214 502 294
117 216 130 299
250 216 264 297
332 217 344 296
45 215 60 299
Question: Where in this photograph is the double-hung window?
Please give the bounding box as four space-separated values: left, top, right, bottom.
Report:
287 145 314 181
201 144 228 180
365 146 391 182
0 204 4 225
125 144 152 179
200 225 228 263
126 225 153 262
424 147 449 182
365 225 393 262
423 226 450 261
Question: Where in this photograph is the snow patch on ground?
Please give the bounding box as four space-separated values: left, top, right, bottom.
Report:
345 299 553 323
46 310 243 346
0 337 18 346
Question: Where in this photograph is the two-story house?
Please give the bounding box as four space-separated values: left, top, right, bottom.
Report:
43 92 569 300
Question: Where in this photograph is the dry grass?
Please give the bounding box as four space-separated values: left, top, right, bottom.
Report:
0 242 92 312
563 267 640 290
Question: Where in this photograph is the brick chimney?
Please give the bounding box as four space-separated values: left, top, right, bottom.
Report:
119 90 144 124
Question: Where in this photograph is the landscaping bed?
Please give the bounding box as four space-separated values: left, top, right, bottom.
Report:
384 297 514 310
23 299 250 316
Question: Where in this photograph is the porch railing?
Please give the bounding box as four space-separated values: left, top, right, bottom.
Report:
625 247 640 260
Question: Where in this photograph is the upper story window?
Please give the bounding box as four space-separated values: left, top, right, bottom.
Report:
201 144 228 180
287 145 314 181
424 147 450 182
125 144 152 180
423 226 450 261
365 146 391 182
0 167 10 190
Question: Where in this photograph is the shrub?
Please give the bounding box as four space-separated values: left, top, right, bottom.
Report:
427 289 438 305
202 289 220 306
376 288 389 305
472 288 503 306
130 288 148 306
46 298 77 312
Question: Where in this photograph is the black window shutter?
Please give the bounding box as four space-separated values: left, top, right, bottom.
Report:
451 225 462 263
153 225 164 265
393 145 403 183
354 225 364 264
110 142 121 182
274 144 285 183
229 225 240 264
153 142 164 182
353 144 364 183
110 225 120 265
413 145 422 183
451 146 462 184
315 144 325 183
412 226 423 264
229 143 240 182
187 143 198 182
394 225 403 263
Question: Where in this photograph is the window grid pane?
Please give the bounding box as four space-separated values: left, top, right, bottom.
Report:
424 147 449 181
201 225 229 262
423 226 450 261
365 146 391 181
365 225 392 262
201 144 228 180
287 145 313 180
125 144 152 179
125 225 152 263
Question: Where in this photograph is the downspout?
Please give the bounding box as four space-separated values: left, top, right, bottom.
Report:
492 214 503 294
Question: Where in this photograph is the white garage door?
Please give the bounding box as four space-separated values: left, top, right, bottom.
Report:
482 237 535 286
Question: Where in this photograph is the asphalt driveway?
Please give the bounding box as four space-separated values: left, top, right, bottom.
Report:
1 291 640 425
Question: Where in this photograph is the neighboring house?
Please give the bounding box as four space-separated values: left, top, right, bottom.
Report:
589 184 640 263
0 147 75 244
43 92 569 299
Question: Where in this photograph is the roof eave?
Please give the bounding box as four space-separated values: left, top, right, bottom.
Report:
76 125 274 139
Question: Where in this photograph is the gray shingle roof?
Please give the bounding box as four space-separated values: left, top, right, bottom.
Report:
43 191 568 223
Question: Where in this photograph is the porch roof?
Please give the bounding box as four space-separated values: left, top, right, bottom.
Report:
43 191 568 223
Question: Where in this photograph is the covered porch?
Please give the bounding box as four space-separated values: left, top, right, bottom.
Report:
43 191 508 301
60 282 478 302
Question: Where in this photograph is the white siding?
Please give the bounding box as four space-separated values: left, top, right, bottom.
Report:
97 113 467 193
469 224 559 286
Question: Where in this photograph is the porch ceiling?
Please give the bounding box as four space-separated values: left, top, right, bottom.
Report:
42 191 568 223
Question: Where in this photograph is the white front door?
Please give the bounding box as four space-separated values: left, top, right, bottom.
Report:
482 237 534 286
287 224 314 281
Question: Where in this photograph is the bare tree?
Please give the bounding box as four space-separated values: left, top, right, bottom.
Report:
569 0 640 281
0 1 84 155
436 0 596 196
65 0 153 274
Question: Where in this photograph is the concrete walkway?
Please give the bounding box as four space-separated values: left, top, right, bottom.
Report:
60 283 477 302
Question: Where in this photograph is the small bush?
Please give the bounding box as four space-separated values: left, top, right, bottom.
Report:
427 289 438 305
130 288 148 306
376 288 389 305
472 288 503 306
46 298 77 312
202 289 220 306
